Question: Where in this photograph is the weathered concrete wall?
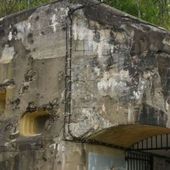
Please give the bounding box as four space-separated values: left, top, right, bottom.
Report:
69 1 170 138
0 0 170 169
0 141 125 170
0 1 70 168
0 0 69 143
55 141 126 170
0 0 169 143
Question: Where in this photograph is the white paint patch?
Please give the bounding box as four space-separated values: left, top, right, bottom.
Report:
60 8 65 11
65 7 69 16
0 17 4 22
73 19 93 41
49 143 57 149
50 14 58 32
128 103 135 123
133 91 140 100
165 100 170 112
102 104 106 113
69 107 113 137
8 31 12 41
163 38 170 46
94 67 100 76
72 18 114 64
4 139 16 146
133 79 146 100
11 130 19 135
0 45 15 64
97 70 130 98
131 24 145 32
61 145 65 152
15 21 31 41
81 108 112 128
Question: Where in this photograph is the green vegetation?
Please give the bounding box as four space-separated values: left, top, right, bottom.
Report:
0 0 51 17
0 0 170 30
105 0 170 30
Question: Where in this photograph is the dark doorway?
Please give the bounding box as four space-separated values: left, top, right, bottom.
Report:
126 151 153 170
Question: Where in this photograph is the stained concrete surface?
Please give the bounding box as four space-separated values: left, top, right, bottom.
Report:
0 0 169 169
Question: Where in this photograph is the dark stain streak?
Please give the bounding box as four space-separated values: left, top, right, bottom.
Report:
138 104 167 127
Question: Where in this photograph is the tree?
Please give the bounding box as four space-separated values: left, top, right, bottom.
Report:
0 0 170 30
0 0 51 18
105 0 170 30
136 0 141 18
0 0 17 16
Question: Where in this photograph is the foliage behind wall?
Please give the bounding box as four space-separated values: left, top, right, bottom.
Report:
106 0 170 30
0 0 51 17
0 0 170 30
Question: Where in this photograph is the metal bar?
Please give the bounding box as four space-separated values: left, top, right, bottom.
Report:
168 134 169 149
130 146 170 151
142 153 144 170
138 154 140 170
137 142 139 150
142 140 144 150
130 153 132 170
167 134 168 148
138 155 140 170
127 156 129 170
150 155 153 170
135 153 137 170
151 136 153 149
130 134 170 151
161 134 163 148
126 150 170 170
132 153 135 170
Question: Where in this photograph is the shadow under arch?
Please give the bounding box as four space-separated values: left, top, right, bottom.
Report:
86 124 170 149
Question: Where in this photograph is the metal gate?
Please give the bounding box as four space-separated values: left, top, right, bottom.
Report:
126 151 153 170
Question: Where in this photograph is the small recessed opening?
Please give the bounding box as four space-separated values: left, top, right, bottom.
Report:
0 89 6 114
20 110 50 137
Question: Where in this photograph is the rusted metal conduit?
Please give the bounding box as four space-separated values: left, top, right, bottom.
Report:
64 1 103 141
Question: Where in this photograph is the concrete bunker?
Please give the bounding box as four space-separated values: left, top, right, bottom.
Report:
19 110 50 136
0 89 6 114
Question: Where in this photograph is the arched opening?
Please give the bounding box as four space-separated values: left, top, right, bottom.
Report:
19 110 50 137
0 89 6 114
86 125 170 170
86 124 170 148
